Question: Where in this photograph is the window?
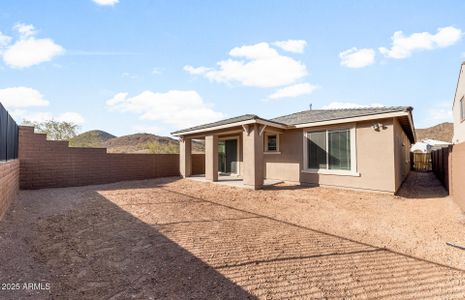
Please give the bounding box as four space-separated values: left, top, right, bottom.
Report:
461 97 465 122
265 134 279 152
306 128 353 172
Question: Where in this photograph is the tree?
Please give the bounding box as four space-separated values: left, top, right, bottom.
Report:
22 119 80 141
144 141 179 154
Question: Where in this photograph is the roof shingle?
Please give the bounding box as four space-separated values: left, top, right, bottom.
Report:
271 106 412 126
172 106 413 135
171 114 258 135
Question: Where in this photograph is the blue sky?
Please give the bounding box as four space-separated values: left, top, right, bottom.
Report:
0 0 464 136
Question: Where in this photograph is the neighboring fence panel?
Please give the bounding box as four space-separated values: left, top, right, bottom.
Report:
431 147 450 191
412 152 432 172
0 103 19 161
0 103 20 220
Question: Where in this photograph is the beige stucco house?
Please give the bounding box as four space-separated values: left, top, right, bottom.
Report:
452 62 465 144
172 107 416 193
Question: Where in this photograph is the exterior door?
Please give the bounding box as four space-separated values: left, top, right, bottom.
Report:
218 139 238 174
225 139 237 174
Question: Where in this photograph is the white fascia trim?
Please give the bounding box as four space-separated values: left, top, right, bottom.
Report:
293 111 410 128
406 111 417 143
173 119 288 136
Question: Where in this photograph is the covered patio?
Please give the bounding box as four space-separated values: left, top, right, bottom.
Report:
173 115 287 190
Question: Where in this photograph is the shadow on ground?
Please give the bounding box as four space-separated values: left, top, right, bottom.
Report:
0 175 464 299
396 171 449 199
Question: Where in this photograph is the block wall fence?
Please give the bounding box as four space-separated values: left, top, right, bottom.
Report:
19 126 205 190
432 143 465 212
0 160 19 219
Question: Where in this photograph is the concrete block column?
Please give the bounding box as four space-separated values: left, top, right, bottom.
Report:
242 124 264 189
179 137 192 178
205 134 218 182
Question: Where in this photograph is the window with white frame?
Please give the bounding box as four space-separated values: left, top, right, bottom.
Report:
265 134 278 152
305 128 354 171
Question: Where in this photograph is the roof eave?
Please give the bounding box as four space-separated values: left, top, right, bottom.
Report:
171 118 289 137
292 111 411 128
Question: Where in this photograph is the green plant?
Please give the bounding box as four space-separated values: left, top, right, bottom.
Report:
23 119 80 141
144 141 179 154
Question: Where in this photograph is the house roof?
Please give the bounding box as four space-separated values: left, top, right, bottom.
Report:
171 114 287 135
172 106 415 142
271 106 412 125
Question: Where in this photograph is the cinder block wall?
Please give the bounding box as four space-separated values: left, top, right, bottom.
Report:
19 126 205 189
0 160 19 219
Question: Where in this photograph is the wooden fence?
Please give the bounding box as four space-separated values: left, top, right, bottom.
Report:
411 152 432 172
431 146 451 192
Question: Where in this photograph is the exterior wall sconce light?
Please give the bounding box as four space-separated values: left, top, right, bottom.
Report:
372 123 385 131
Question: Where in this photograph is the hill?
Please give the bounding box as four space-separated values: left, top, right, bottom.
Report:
70 131 204 154
104 133 178 154
69 130 115 148
416 122 453 143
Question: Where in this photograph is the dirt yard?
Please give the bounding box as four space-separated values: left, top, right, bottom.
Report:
1 172 465 299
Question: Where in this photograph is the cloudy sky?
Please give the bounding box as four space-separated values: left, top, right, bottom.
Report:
0 0 464 136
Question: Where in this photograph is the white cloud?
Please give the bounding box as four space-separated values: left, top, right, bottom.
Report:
93 0 119 6
106 90 225 129
185 42 308 88
273 40 307 53
379 26 462 59
321 102 385 109
1 23 64 68
56 112 85 124
339 48 376 68
3 38 64 68
106 92 128 107
121 72 139 79
11 110 85 125
0 87 49 108
184 65 211 75
13 23 36 38
268 83 318 100
0 32 12 48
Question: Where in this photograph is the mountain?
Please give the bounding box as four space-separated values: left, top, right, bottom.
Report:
69 130 116 148
70 131 204 154
104 133 178 153
416 122 453 143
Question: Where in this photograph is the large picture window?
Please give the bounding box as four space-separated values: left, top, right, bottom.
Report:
306 128 353 171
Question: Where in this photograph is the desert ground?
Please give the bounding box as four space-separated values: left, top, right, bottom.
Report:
0 172 464 299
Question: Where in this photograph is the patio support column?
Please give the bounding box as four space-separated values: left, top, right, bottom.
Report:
205 134 218 182
179 137 192 178
242 124 264 189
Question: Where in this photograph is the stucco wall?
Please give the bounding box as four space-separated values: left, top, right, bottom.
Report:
450 142 465 211
264 118 399 193
394 118 412 191
453 64 465 144
263 128 302 182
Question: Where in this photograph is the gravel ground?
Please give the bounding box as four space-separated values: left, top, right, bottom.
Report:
0 172 465 299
